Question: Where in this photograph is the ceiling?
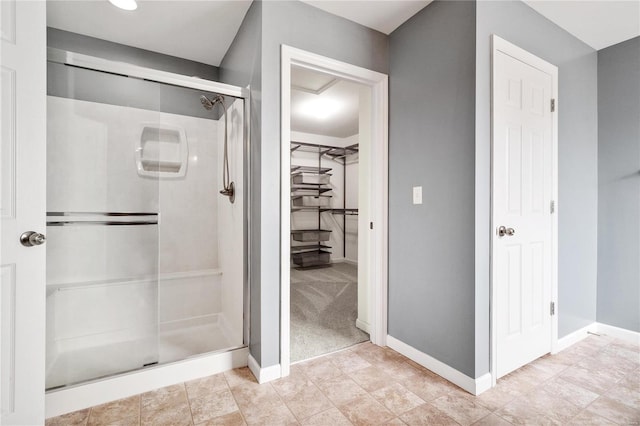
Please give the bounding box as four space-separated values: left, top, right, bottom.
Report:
47 1 638 70
47 0 252 66
523 0 640 50
299 0 433 35
290 66 361 138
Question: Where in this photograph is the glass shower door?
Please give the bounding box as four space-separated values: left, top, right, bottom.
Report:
45 64 162 389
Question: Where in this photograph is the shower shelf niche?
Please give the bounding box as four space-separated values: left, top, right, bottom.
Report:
136 123 188 178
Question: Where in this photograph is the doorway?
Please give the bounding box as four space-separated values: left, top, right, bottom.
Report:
280 46 388 376
490 35 559 382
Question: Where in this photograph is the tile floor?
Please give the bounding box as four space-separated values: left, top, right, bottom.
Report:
46 334 639 425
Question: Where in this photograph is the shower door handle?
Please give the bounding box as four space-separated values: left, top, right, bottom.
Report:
20 231 46 247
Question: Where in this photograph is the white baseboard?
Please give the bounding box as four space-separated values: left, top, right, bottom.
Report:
596 323 640 345
248 354 281 384
356 318 370 334
386 335 490 395
555 323 598 353
46 347 248 419
555 322 639 354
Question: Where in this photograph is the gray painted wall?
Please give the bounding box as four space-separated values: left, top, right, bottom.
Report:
48 28 222 119
48 28 218 79
476 1 599 375
388 0 477 378
221 0 388 368
219 0 264 363
597 37 640 332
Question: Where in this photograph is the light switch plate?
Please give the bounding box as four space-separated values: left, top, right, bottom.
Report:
413 186 422 205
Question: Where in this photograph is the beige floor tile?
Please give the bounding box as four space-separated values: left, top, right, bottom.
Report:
316 374 368 406
529 354 572 376
383 417 407 425
371 382 425 416
542 377 600 408
618 368 640 389
472 382 520 411
601 380 639 408
301 357 344 383
195 411 246 426
560 365 619 394
140 383 191 426
141 400 192 426
378 360 422 380
585 396 640 425
232 383 284 421
520 388 582 424
431 393 491 426
190 388 239 424
243 403 298 426
472 413 512 426
338 394 395 426
46 409 90 426
141 384 187 409
567 410 616 425
224 367 258 389
300 407 352 426
186 374 229 400
271 372 315 400
399 403 459 426
496 398 562 425
348 365 397 392
578 354 635 380
608 339 640 353
282 383 333 420
402 373 456 402
87 396 140 426
329 350 372 373
353 344 400 365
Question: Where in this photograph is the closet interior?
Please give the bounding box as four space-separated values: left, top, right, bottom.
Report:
289 65 369 363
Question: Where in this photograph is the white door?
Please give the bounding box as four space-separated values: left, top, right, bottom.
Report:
1 1 47 424
492 37 557 379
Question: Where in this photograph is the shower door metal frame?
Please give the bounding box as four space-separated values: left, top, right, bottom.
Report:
44 48 252 418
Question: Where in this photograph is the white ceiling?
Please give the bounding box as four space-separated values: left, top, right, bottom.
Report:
47 0 252 66
523 0 640 50
299 0 433 34
291 66 361 138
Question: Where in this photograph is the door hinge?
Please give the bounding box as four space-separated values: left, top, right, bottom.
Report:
550 200 555 214
550 301 555 316
370 222 373 230
551 99 556 112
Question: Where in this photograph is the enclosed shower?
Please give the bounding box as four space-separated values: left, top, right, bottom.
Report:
44 47 248 391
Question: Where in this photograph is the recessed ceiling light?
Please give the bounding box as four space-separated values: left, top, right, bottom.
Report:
300 98 342 120
109 0 137 11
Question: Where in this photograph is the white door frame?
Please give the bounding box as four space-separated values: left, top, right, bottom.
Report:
280 45 389 377
490 35 559 386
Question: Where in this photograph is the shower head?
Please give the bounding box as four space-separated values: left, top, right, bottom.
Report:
200 95 215 110
200 94 225 111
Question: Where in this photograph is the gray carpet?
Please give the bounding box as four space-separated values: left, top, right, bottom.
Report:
290 263 369 362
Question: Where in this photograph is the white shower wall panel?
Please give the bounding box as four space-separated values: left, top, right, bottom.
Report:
47 96 220 286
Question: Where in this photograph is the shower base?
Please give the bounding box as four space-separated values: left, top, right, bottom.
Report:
46 315 234 390
159 315 233 363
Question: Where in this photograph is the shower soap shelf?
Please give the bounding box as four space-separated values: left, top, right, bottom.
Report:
136 123 188 179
